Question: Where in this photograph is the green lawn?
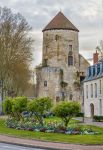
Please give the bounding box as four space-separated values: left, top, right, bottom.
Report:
0 118 103 144
45 116 80 124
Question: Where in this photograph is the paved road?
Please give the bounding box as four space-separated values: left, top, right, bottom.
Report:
0 143 46 150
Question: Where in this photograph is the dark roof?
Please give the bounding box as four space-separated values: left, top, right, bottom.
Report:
42 11 79 32
83 60 103 82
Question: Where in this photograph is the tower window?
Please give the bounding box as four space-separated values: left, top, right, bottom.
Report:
69 45 72 51
44 81 47 87
68 55 73 66
55 35 59 41
43 59 48 67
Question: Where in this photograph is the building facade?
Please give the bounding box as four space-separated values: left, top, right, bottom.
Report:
83 59 103 117
36 12 89 103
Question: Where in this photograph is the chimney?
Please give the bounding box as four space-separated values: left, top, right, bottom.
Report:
93 51 99 64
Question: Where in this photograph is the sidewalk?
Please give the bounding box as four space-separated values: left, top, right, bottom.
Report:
0 134 103 150
76 117 103 127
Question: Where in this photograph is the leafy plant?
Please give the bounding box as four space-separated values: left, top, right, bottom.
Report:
3 97 12 116
12 97 28 121
53 101 80 127
27 97 52 126
3 96 28 121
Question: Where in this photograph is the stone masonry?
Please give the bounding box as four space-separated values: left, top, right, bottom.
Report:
36 12 89 103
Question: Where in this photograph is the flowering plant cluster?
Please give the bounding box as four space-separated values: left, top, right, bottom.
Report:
6 118 99 135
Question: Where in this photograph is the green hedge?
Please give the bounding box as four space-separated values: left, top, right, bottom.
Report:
76 112 84 117
93 115 103 122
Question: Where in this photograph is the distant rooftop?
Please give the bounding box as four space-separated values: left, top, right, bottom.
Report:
84 59 103 82
42 11 79 32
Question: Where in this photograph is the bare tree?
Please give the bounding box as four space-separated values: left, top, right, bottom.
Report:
0 7 33 96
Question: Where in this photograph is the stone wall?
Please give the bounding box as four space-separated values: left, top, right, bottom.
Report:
42 29 79 69
36 29 89 103
36 66 61 103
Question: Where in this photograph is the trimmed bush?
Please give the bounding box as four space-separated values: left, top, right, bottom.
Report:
3 96 28 120
93 115 103 122
76 112 84 117
27 97 52 125
53 101 80 127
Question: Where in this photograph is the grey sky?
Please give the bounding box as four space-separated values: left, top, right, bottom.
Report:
0 0 103 66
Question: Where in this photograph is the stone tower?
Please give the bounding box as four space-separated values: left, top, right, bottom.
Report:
36 12 89 103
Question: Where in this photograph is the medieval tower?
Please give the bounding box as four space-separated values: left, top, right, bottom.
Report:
36 12 89 103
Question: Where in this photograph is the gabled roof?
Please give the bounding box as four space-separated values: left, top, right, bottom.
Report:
42 11 79 32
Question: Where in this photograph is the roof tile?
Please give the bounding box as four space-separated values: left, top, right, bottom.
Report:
42 11 79 32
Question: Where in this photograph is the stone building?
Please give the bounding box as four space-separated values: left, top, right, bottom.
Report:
36 12 89 103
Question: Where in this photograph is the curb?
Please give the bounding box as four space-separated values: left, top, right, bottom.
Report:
0 141 62 150
0 134 69 150
0 134 103 150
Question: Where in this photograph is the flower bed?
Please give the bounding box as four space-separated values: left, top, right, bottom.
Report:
5 118 100 135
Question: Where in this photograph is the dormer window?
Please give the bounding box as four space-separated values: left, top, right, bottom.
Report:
89 67 91 76
97 64 100 75
93 67 95 76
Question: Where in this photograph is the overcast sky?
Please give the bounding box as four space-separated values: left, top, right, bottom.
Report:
0 0 103 66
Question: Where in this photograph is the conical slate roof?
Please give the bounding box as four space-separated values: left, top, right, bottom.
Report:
42 12 79 32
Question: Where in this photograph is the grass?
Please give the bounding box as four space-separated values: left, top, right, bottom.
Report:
0 117 103 144
45 116 80 124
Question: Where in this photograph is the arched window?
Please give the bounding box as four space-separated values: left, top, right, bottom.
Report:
68 55 73 66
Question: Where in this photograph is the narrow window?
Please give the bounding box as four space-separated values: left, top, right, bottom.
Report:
69 94 73 100
86 85 88 99
61 92 65 100
45 46 48 53
95 83 97 98
55 35 59 41
43 59 48 67
56 97 60 102
69 45 72 51
68 55 73 66
44 81 47 87
91 84 93 98
100 80 101 94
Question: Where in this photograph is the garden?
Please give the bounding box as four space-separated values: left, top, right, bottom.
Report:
1 96 103 144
